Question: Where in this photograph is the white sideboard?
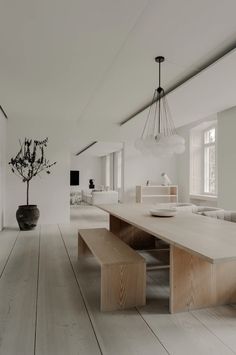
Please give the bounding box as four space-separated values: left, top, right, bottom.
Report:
136 185 178 203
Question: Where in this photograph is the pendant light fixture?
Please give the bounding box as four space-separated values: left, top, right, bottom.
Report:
135 56 185 156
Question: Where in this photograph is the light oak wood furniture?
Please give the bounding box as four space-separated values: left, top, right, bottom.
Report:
99 203 236 313
60 222 236 355
78 228 146 311
136 185 178 203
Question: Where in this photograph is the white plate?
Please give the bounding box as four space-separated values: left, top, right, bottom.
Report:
150 208 177 217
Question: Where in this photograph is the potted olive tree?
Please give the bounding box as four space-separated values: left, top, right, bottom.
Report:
9 138 56 230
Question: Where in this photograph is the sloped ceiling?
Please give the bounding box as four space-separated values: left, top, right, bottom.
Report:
76 142 123 156
1 0 236 151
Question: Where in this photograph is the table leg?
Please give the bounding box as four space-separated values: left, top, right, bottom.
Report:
109 214 155 249
170 245 236 313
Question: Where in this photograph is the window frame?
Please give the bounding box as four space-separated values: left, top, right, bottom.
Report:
105 154 110 188
116 150 122 190
202 124 217 196
189 121 218 198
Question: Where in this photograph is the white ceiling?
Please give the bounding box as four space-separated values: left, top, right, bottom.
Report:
1 0 236 151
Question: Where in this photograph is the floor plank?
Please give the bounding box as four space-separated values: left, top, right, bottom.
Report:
59 223 169 355
138 299 235 355
192 305 236 353
138 249 236 354
35 224 101 355
137 258 236 355
0 228 39 355
0 228 19 277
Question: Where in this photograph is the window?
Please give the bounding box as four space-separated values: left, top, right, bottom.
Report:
116 150 122 189
190 121 217 197
203 127 216 194
105 154 110 188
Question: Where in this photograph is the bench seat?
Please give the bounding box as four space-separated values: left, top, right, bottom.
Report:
78 228 146 311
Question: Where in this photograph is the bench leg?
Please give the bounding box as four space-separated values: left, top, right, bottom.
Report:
78 233 91 257
101 262 146 311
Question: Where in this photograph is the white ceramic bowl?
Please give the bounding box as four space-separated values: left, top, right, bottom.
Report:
150 208 177 217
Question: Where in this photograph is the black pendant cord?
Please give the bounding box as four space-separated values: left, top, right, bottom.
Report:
158 93 161 134
158 59 162 134
153 89 158 136
154 56 165 135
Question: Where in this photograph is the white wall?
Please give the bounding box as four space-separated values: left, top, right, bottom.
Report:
70 154 102 192
218 106 236 210
176 124 191 203
123 142 177 202
0 112 7 230
6 117 71 227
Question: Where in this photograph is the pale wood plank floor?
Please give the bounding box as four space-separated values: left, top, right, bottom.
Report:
0 205 235 355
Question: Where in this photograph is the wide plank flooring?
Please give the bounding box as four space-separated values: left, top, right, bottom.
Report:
0 205 235 355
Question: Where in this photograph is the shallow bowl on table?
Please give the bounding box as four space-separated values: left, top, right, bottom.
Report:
149 208 177 217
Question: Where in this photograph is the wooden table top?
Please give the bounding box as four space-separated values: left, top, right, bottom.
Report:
99 203 236 264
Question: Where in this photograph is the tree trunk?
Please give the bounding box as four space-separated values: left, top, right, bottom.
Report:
26 180 29 205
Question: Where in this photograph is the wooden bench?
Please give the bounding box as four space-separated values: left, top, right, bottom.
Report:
78 228 146 311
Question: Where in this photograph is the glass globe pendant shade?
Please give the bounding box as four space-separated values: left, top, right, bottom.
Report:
151 134 173 157
165 134 185 154
143 135 156 149
151 138 165 157
174 142 185 154
174 134 185 145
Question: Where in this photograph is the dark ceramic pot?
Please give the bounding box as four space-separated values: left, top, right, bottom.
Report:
16 205 40 231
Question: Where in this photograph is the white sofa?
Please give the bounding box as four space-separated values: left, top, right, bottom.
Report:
83 190 118 205
70 190 82 205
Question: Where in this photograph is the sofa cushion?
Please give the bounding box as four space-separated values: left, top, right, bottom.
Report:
202 210 236 222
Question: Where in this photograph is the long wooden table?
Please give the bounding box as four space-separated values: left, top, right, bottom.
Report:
99 203 236 313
